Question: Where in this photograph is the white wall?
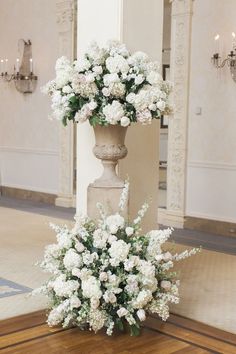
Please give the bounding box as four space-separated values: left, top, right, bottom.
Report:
0 0 60 194
186 0 236 222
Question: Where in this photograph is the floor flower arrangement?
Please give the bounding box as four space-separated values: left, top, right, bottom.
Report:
34 182 199 336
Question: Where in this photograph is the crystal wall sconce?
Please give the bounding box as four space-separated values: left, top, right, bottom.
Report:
212 33 236 82
0 39 38 93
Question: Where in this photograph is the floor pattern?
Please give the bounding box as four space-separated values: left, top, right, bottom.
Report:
0 278 31 299
1 310 236 353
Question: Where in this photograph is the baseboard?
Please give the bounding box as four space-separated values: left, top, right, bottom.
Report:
55 195 75 208
0 186 56 205
185 216 236 238
158 208 185 228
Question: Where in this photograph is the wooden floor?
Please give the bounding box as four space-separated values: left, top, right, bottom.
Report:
1 311 236 353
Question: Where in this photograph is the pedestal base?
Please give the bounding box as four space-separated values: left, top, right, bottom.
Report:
87 184 128 221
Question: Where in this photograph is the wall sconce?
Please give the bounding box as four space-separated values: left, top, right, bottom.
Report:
0 39 38 93
211 33 236 82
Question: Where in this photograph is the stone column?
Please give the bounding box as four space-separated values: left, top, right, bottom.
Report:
76 0 163 227
55 0 76 207
158 0 194 228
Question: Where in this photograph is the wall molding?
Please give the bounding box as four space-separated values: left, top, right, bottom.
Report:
188 160 236 171
186 211 236 224
0 183 58 195
0 185 57 204
158 207 236 237
0 146 58 156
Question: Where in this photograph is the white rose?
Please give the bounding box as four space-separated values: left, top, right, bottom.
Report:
103 291 117 304
75 242 85 253
72 268 81 277
137 309 146 321
102 87 110 97
125 227 134 236
149 103 156 111
92 65 103 74
135 74 144 85
88 100 97 110
109 224 118 234
120 116 130 127
62 85 72 94
156 100 166 111
160 280 172 290
117 307 128 317
99 272 108 282
155 254 163 263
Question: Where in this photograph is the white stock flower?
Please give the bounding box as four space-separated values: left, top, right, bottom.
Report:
136 109 152 125
93 229 108 249
47 308 64 326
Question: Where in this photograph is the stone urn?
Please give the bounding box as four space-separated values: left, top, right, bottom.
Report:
92 124 128 187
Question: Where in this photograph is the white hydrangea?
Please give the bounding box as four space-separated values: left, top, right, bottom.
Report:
109 239 130 266
105 214 125 234
106 54 129 74
82 276 102 299
53 275 80 298
63 249 82 270
102 101 124 125
93 229 109 249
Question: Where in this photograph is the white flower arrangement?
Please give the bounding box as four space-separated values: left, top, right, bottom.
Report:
34 182 199 336
42 40 172 127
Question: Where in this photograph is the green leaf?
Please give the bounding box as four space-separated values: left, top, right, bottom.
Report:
62 116 67 126
130 324 140 336
116 318 125 332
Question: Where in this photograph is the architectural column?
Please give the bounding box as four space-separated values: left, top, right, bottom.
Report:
158 0 194 228
76 0 163 229
55 0 76 207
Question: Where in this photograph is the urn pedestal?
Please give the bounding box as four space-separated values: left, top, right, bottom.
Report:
87 125 129 219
